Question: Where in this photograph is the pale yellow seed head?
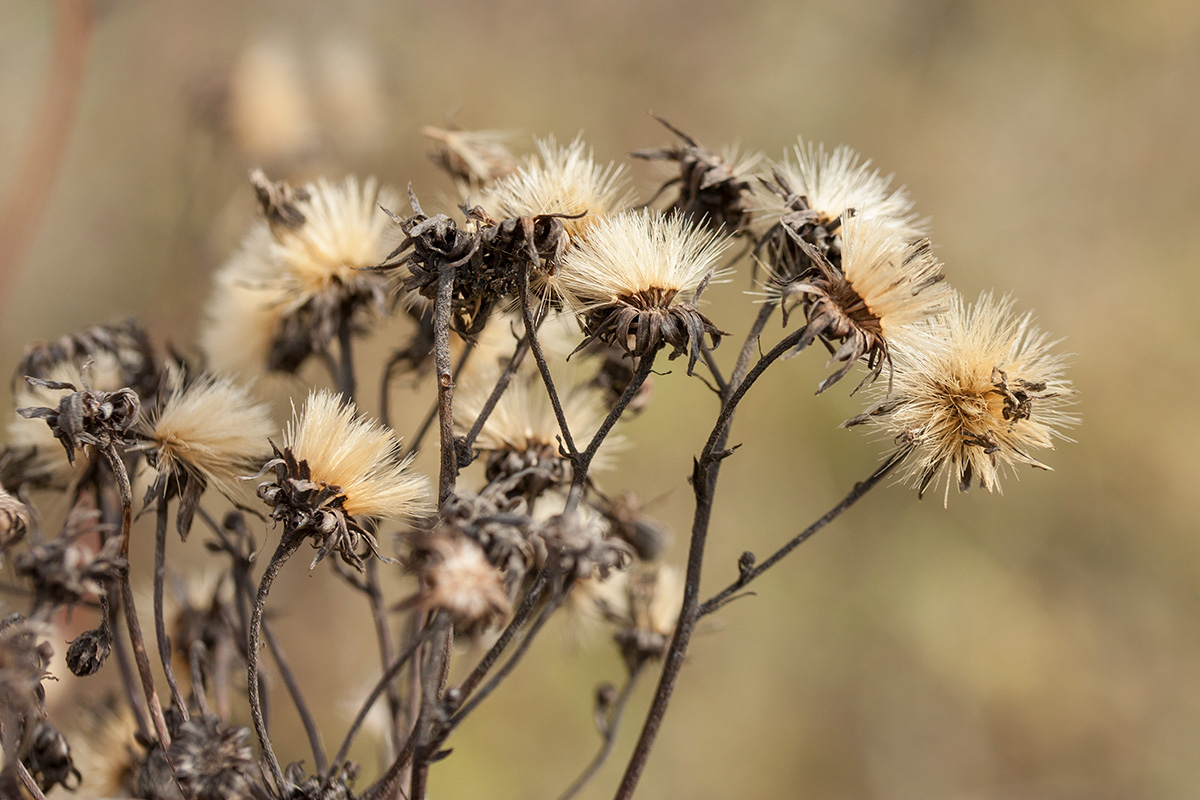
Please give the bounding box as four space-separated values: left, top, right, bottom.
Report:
146 376 274 496
865 293 1076 504
481 135 635 241
285 389 431 520
837 214 952 337
554 210 732 312
758 139 927 240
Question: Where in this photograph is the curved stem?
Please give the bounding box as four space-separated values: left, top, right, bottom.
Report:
335 304 357 401
332 622 437 772
614 326 804 799
557 666 643 800
152 498 188 717
104 448 171 748
454 567 549 700
247 533 303 795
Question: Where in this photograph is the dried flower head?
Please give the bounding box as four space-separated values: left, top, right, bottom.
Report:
167 715 257 800
769 213 951 393
556 210 732 371
424 125 519 189
754 140 926 285
412 532 511 632
633 116 761 234
199 228 286 378
535 506 633 583
437 490 539 579
845 293 1076 503
456 357 618 499
614 563 682 673
17 366 140 467
205 172 402 376
5 353 130 489
23 718 82 793
140 374 273 536
482 135 634 243
14 524 125 611
258 390 431 569
0 615 52 729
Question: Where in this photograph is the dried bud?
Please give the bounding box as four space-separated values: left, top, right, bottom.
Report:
14 527 125 610
24 718 82 792
17 368 140 466
167 715 256 800
66 620 113 677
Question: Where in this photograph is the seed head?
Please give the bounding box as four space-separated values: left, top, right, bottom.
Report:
424 125 520 189
141 374 273 535
556 210 732 371
846 293 1076 504
167 715 257 800
769 213 951 393
482 135 634 243
413 533 511 632
258 390 431 569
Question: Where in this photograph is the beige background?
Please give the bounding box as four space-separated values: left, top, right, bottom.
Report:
1 1 1197 798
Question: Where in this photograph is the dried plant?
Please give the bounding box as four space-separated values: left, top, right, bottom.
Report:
0 120 1075 800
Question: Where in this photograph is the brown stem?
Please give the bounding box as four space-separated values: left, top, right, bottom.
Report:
247 533 303 796
614 326 804 798
434 264 458 504
104 447 172 748
557 665 643 800
700 447 909 617
152 498 189 717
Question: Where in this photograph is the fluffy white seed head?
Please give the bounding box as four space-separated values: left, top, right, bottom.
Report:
481 136 635 241
859 293 1076 504
836 214 952 337
759 139 927 240
285 390 431 520
145 376 274 496
554 210 732 312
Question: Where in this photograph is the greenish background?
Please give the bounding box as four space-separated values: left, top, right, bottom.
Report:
1 1 1195 798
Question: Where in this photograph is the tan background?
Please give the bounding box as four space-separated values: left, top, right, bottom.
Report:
1 1 1197 798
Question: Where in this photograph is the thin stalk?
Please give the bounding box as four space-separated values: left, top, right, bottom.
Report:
364 558 404 758
700 446 909 616
557 666 644 800
433 264 458 503
152 498 188 717
335 305 357 401
247 534 303 795
189 641 213 717
332 622 437 771
409 611 452 800
404 343 474 460
104 447 172 748
614 326 805 799
519 272 579 459
461 332 530 453
14 760 48 800
454 567 549 700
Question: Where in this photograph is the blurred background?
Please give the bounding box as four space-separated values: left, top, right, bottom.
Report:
1 1 1197 798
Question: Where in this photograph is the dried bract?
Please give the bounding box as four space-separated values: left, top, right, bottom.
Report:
556 211 732 372
845 293 1076 503
167 715 257 800
633 116 760 234
769 213 950 393
257 390 430 569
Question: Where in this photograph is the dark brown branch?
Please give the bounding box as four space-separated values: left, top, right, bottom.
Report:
152 498 188 717
699 445 909 617
557 666 644 800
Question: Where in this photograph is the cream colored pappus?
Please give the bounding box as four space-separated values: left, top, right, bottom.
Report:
850 292 1077 505
757 139 928 241
144 375 274 499
554 210 732 312
480 135 636 243
283 389 431 521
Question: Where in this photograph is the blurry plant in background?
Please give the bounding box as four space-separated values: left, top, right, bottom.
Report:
0 25 1078 790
